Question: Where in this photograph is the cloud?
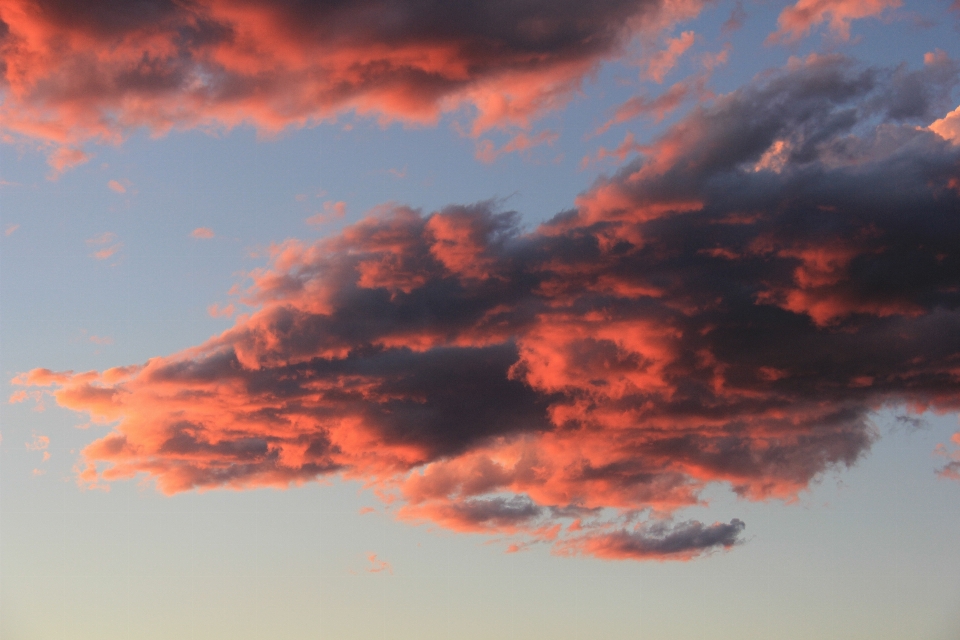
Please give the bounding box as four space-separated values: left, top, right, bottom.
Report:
721 1 747 35
14 56 960 561
86 231 122 260
4 223 19 236
191 227 215 239
564 519 745 560
208 303 235 318
474 130 558 164
929 104 960 145
595 73 710 136
47 147 90 175
306 201 347 226
0 0 709 159
767 0 901 44
644 31 695 83
935 432 960 480
107 180 126 193
26 433 51 462
25 433 49 451
366 553 392 574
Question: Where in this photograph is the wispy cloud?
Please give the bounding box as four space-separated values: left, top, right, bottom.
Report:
191 227 215 239
767 0 902 44
86 232 122 261
306 201 347 226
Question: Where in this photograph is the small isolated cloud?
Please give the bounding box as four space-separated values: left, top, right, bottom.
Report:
86 232 122 260
768 0 902 44
208 303 236 319
563 519 745 561
721 1 747 35
89 335 113 346
4 224 19 237
475 130 558 164
47 148 89 176
366 554 392 574
26 433 51 463
191 227 215 239
307 201 347 226
107 180 126 194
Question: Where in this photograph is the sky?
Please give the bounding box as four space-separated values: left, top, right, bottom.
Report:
2 0 960 638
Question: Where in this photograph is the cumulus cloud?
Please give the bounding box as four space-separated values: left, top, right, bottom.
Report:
0 0 707 162
14 55 960 560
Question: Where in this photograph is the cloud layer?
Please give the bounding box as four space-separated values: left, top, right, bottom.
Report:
15 54 960 560
0 0 705 156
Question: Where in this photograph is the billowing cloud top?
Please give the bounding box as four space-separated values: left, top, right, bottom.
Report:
15 54 960 560
0 0 706 153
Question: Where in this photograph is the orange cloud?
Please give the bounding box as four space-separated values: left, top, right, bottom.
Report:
366 553 392 574
107 180 126 193
191 227 215 239
14 56 960 561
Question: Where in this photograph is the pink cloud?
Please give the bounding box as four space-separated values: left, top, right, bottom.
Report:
0 0 710 164
208 303 236 318
306 201 347 226
191 227 215 239
26 433 50 462
13 56 960 561
86 232 122 260
594 74 710 136
474 130 558 164
366 553 393 574
4 224 19 236
107 180 126 193
644 31 695 83
47 147 90 175
767 0 901 44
